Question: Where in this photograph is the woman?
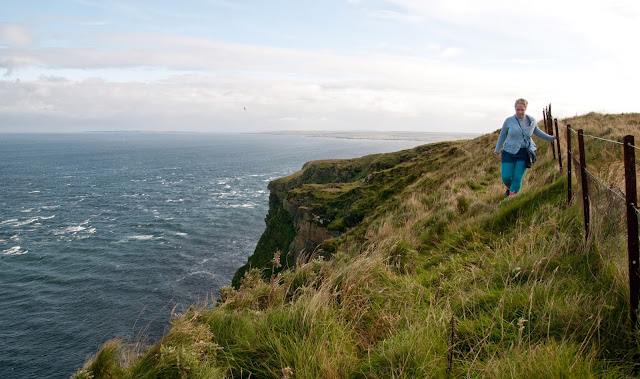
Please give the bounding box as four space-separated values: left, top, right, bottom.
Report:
493 98 555 197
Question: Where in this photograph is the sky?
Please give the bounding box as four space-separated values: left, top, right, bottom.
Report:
1 0 639 134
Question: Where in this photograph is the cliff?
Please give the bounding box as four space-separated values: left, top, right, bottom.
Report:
232 143 452 286
75 112 640 378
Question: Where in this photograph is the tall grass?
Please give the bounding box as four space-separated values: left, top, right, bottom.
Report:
74 113 640 378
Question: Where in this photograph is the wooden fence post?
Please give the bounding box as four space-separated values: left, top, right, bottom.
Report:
555 118 563 171
566 125 572 205
546 106 556 160
624 135 639 330
448 314 457 372
577 129 590 240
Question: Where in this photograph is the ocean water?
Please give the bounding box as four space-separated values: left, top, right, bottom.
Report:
0 132 425 378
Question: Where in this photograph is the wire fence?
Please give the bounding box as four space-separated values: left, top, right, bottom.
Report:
558 116 639 331
583 167 627 204
581 132 625 146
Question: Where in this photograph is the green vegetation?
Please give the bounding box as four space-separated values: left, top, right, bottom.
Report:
231 193 297 287
75 113 640 378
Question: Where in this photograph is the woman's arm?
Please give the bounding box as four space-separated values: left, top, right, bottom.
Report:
532 125 555 142
494 120 509 154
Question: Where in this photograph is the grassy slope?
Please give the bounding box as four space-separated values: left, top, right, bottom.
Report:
75 113 640 378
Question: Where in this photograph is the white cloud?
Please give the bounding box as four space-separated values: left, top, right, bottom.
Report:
1 1 639 133
384 0 640 55
1 36 623 134
0 23 34 47
440 47 461 58
365 9 424 23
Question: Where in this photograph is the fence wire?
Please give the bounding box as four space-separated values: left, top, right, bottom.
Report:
570 154 580 169
583 167 627 203
581 132 625 146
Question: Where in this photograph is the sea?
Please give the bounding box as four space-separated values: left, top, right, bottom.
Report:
0 132 428 378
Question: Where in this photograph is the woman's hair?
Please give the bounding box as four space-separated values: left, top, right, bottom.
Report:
514 98 528 108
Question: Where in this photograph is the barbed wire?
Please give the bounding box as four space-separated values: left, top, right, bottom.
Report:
629 142 640 152
567 126 579 135
583 167 627 203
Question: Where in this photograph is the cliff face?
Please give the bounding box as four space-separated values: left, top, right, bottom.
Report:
232 143 450 286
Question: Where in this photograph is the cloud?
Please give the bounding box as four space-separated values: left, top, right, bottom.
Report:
1 1 639 133
383 0 640 54
0 41 621 134
0 24 34 47
365 9 424 23
0 55 39 77
440 47 461 58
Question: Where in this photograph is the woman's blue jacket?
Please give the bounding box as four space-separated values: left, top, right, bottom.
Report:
494 114 554 154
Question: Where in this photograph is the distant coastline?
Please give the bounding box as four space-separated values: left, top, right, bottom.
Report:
252 130 481 142
84 130 202 134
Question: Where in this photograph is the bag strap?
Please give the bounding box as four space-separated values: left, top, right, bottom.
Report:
515 116 532 149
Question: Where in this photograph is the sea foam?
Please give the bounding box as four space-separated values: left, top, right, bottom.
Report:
3 246 28 256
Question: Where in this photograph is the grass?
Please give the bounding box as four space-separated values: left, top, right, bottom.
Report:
74 112 640 378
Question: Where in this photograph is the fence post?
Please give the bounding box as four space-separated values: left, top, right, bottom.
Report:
577 129 590 240
624 135 639 330
546 107 556 160
567 125 572 204
448 314 457 373
555 118 563 171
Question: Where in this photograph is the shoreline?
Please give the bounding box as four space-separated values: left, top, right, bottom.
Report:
250 130 481 142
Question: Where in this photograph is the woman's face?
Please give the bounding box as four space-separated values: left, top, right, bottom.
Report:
515 103 526 119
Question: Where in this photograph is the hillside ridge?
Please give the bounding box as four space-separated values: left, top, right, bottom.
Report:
75 112 640 378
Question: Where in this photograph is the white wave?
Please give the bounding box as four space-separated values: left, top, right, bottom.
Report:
229 203 256 209
165 199 184 203
40 215 56 220
10 235 19 241
20 208 34 213
118 234 156 243
87 228 97 234
176 270 217 282
175 232 187 236
3 246 28 256
28 190 40 194
41 205 60 210
14 218 39 227
0 219 18 225
62 226 86 234
55 220 91 235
